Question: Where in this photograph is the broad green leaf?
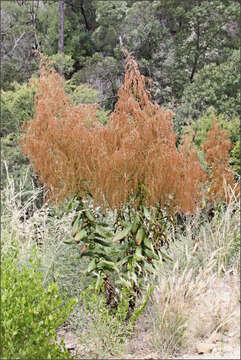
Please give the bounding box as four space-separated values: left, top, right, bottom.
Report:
97 260 117 271
74 229 87 242
131 215 140 234
63 240 75 245
79 250 95 258
143 236 153 251
135 246 143 259
87 259 97 273
135 227 145 245
117 255 133 267
116 278 132 288
94 237 112 247
112 225 132 242
94 225 113 239
143 262 155 273
143 247 159 260
94 250 113 262
84 209 95 222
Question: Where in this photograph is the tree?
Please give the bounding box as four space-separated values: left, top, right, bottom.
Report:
58 0 64 54
174 48 240 131
1 1 40 89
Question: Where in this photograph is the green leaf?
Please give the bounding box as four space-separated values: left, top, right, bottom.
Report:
87 259 97 273
116 278 132 288
74 229 87 242
84 210 95 222
94 225 113 239
94 250 113 262
135 227 145 245
143 236 153 251
143 262 155 273
94 237 112 247
143 247 159 260
143 206 154 222
135 246 144 259
79 250 95 258
112 225 132 242
131 215 140 234
97 260 117 272
117 255 133 267
63 240 75 245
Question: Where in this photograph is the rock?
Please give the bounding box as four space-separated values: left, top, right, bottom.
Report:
196 342 215 354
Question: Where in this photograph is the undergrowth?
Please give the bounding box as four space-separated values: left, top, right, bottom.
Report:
1 169 240 359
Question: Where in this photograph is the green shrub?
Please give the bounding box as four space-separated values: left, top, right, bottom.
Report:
79 277 153 356
64 81 98 104
49 53 75 77
1 249 77 359
1 81 35 137
188 108 240 175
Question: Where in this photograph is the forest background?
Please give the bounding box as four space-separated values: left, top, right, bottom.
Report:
2 0 240 183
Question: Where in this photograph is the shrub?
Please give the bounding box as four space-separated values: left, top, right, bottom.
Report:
49 53 75 77
189 108 240 175
1 81 36 137
79 278 153 357
1 249 77 359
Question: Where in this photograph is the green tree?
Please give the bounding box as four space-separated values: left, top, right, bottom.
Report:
174 49 240 133
1 1 40 89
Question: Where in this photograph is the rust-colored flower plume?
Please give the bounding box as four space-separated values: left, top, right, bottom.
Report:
19 52 237 214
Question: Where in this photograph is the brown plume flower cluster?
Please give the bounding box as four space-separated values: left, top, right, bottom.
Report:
19 52 236 214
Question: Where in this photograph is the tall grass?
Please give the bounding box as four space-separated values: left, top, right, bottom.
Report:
128 186 240 358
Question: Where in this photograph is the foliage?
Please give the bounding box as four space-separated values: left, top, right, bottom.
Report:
37 0 96 61
175 49 240 126
1 81 36 136
49 53 75 77
1 1 40 90
1 80 36 188
230 140 240 176
80 277 153 356
188 108 240 175
1 248 77 360
75 53 123 110
64 80 98 104
65 195 169 315
118 0 240 104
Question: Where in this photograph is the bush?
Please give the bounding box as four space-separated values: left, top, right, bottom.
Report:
49 53 75 77
79 278 153 357
189 108 240 175
1 81 36 137
1 249 77 359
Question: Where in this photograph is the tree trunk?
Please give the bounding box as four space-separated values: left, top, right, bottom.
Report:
58 0 64 54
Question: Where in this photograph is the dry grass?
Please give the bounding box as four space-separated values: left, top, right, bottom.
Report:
124 188 240 359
